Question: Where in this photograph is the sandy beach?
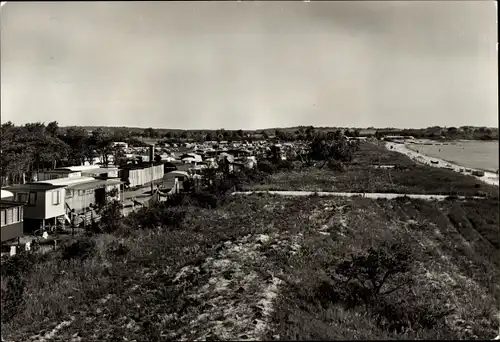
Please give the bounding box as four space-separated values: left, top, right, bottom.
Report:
386 142 499 187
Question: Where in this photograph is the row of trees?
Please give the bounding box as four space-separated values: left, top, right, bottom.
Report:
120 125 499 143
61 125 498 146
0 122 133 186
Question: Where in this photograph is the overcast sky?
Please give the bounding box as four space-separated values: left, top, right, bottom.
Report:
1 1 497 130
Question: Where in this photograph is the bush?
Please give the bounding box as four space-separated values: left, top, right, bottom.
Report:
99 200 124 233
331 242 414 308
375 296 454 333
0 251 42 323
327 160 346 172
106 240 130 258
189 191 221 209
258 160 278 174
1 252 40 278
127 204 188 229
277 160 295 171
1 275 26 323
61 239 97 261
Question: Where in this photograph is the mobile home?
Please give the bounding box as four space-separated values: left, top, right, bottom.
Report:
5 183 66 232
1 201 25 243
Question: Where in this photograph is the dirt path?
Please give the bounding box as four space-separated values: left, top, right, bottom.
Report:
232 191 486 201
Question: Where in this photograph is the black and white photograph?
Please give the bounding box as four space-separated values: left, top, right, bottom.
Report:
0 0 499 340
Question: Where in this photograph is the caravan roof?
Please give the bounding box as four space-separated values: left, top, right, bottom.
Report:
56 165 101 172
1 189 14 199
34 176 96 187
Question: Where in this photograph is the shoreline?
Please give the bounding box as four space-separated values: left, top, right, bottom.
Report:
386 142 499 187
405 144 498 174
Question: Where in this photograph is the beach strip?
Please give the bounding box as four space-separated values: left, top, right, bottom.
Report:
386 142 499 187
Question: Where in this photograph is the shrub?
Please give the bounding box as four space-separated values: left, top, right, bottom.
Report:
327 160 346 172
375 296 455 333
331 241 414 308
1 251 40 278
1 252 48 324
258 160 278 174
61 239 97 261
1 275 26 323
190 191 221 209
106 240 130 258
99 199 124 233
277 160 295 171
126 204 188 229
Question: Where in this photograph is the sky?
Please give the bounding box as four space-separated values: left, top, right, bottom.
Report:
1 1 498 130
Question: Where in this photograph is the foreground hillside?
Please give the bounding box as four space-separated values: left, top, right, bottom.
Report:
2 193 499 340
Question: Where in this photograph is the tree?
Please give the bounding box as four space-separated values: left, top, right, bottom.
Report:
62 127 91 165
375 131 385 140
111 144 126 166
89 129 113 166
144 127 158 138
97 188 123 233
1 122 70 184
45 121 59 137
334 242 414 306
308 132 359 169
305 126 316 140
205 132 214 142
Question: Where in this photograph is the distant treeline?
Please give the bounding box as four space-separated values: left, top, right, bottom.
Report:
61 125 498 142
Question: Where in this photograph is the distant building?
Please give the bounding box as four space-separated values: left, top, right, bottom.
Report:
111 142 129 149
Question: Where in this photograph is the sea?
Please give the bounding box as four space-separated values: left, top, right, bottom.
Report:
406 140 499 173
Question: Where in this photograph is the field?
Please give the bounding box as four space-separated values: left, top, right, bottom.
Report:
1 193 499 341
246 142 499 197
407 140 499 173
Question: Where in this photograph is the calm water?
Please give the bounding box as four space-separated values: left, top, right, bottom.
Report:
407 140 499 172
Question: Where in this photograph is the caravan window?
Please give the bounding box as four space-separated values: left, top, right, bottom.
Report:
14 207 20 222
15 192 28 203
28 192 37 206
6 208 13 225
52 191 60 205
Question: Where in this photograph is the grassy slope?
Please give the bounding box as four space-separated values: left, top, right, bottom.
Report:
247 142 499 197
2 195 499 341
1 197 323 341
268 196 500 340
